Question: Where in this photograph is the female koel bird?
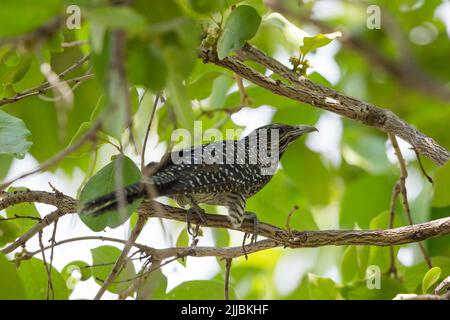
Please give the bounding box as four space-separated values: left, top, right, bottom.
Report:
80 123 317 239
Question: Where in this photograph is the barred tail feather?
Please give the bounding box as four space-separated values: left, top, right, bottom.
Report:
80 183 144 216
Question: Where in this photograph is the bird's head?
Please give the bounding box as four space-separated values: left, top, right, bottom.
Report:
252 123 318 154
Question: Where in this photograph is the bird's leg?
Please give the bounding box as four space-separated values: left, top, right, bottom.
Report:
186 196 206 237
243 211 259 246
241 212 260 260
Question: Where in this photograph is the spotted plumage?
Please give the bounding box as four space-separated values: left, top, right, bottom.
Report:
80 124 317 227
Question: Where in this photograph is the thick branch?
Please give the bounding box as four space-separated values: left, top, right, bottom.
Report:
198 46 449 166
1 191 450 256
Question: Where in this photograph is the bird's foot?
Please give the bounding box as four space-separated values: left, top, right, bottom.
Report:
241 212 260 260
244 212 259 245
186 206 206 237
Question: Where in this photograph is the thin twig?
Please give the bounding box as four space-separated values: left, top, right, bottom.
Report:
389 133 432 269
388 182 401 277
411 147 433 184
141 92 160 172
17 236 153 262
93 214 148 300
38 230 54 300
0 214 41 222
233 73 249 106
285 205 299 239
224 258 232 300
0 54 91 106
47 220 58 299
0 74 94 106
434 276 450 295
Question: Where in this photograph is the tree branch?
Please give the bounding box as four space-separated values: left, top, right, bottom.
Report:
198 45 449 166
2 190 449 257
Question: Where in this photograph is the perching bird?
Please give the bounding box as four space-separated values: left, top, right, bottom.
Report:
80 124 317 236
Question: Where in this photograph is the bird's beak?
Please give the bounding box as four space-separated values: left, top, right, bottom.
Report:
293 125 318 136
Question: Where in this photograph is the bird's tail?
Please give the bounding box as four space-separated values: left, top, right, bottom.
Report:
80 183 144 216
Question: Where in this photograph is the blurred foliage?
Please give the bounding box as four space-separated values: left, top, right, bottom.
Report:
0 0 449 300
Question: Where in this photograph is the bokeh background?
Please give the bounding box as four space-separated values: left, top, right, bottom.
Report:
1 0 449 299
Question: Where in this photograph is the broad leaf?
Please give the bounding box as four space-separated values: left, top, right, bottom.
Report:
217 5 261 59
421 267 441 294
136 269 168 300
300 32 341 56
90 245 137 294
0 110 32 159
78 156 142 231
0 253 26 299
17 258 69 300
165 280 236 299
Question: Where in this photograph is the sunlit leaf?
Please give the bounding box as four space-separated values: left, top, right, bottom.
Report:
0 110 32 159
421 266 441 294
217 5 261 59
300 32 341 56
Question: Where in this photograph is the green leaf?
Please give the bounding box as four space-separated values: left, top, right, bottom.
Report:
0 217 20 247
341 276 405 300
307 274 341 300
78 156 142 232
0 253 27 299
281 143 331 205
166 69 195 132
61 260 91 294
432 161 450 207
127 41 167 91
422 267 441 294
0 53 32 87
217 5 262 59
62 260 91 282
340 175 396 228
86 7 147 33
342 134 392 174
176 229 189 267
165 280 236 299
90 245 137 294
136 269 168 300
189 0 227 13
187 71 223 100
17 257 69 300
300 32 341 56
0 154 13 181
341 246 359 284
401 257 450 292
66 121 106 158
0 109 32 159
0 0 63 38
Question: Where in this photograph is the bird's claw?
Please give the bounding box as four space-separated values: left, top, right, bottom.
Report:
186 206 206 237
242 212 260 260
